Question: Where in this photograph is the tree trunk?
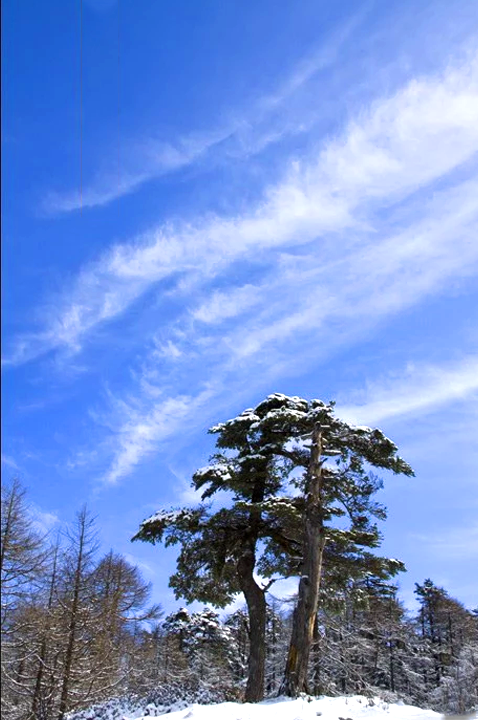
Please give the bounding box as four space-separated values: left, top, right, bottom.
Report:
280 424 326 696
237 545 267 703
237 469 268 703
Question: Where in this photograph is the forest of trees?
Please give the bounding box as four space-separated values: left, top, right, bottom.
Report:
2 396 477 719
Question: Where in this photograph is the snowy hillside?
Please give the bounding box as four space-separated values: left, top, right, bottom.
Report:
120 695 466 720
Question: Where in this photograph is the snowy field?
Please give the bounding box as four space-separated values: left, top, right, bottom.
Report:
125 696 477 720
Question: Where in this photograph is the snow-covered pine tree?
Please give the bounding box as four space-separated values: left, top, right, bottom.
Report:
132 400 294 702
224 609 249 684
234 394 413 697
264 598 291 695
431 635 478 713
162 607 238 690
134 393 412 702
414 579 478 708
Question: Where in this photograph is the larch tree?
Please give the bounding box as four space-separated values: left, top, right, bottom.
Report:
30 538 63 720
88 551 162 698
1 478 47 720
57 506 99 720
1 478 46 631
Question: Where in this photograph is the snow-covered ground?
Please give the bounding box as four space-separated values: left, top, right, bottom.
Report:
125 695 476 720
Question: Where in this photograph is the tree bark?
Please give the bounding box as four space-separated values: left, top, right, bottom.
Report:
237 547 266 702
237 469 267 703
280 424 326 696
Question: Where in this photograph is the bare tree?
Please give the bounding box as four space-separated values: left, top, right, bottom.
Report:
1 478 47 720
57 506 98 720
1 478 46 630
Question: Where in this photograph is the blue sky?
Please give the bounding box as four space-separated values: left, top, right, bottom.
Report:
2 0 478 613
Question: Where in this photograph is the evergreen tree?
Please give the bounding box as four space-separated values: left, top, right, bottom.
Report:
163 607 238 688
133 399 292 701
414 579 477 703
224 609 249 685
134 393 412 701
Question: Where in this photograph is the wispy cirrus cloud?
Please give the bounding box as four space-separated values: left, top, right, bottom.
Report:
6 46 478 487
42 133 229 214
6 51 478 370
95 177 478 482
30 505 61 536
191 285 261 324
338 355 478 426
100 384 222 485
42 13 363 216
93 167 478 484
1 453 20 471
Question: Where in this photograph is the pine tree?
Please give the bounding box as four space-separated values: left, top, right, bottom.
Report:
414 579 478 706
245 394 413 697
133 401 291 701
224 609 249 685
134 393 412 701
162 607 238 689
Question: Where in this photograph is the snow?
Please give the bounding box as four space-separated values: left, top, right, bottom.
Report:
195 463 232 481
237 453 267 463
126 695 448 720
140 508 198 527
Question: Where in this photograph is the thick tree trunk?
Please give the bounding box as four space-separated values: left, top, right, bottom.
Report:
237 469 268 704
237 547 267 703
280 424 326 697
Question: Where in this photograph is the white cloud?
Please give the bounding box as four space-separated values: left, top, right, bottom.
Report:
6 52 478 369
152 339 183 360
338 356 478 426
30 505 61 536
191 285 260 324
43 135 224 214
42 14 363 216
1 453 20 471
28 52 478 485
217 174 478 363
101 384 221 485
8 50 478 486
